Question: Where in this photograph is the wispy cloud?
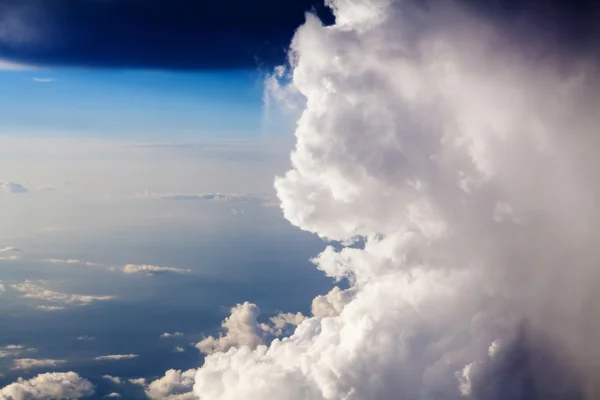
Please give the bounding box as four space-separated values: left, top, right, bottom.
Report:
42 258 102 267
94 354 138 361
0 344 36 358
122 264 190 275
12 281 115 307
32 77 55 83
12 358 66 370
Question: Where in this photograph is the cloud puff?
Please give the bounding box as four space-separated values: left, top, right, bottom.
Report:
106 393 122 398
190 0 600 399
142 369 197 400
94 354 138 361
12 281 115 307
195 302 305 355
195 302 271 355
160 332 184 339
0 372 94 399
12 358 66 370
122 264 190 275
102 375 122 384
0 182 28 194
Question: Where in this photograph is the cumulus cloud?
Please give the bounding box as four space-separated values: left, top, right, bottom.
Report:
174 347 185 353
94 354 138 361
142 369 196 400
122 264 190 275
106 393 122 398
310 286 354 318
12 281 115 307
0 182 28 194
189 0 600 399
12 358 66 370
0 372 94 399
195 302 305 355
0 283 4 292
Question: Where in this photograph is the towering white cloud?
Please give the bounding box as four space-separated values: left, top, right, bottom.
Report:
0 372 94 399
191 0 600 399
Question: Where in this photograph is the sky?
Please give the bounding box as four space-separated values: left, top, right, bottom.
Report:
1 0 600 399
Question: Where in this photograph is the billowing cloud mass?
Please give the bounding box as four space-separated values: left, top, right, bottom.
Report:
0 372 93 400
0 182 28 194
190 0 600 399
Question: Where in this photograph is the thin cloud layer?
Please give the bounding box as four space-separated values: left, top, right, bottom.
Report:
0 372 94 399
190 0 600 399
94 354 138 361
12 281 115 307
122 264 190 275
11 358 66 371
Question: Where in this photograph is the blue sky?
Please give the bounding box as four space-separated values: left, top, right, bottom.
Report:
0 68 267 140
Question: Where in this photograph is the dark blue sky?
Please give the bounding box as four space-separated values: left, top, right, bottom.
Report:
0 0 597 71
0 0 334 70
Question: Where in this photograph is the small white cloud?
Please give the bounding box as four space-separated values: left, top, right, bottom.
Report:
122 264 190 275
0 372 94 399
174 347 185 353
102 375 122 384
77 335 94 341
106 393 122 398
32 77 55 83
160 332 184 339
38 185 57 192
12 358 66 370
0 182 28 194
128 378 146 386
36 305 65 311
94 354 138 361
0 283 5 292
